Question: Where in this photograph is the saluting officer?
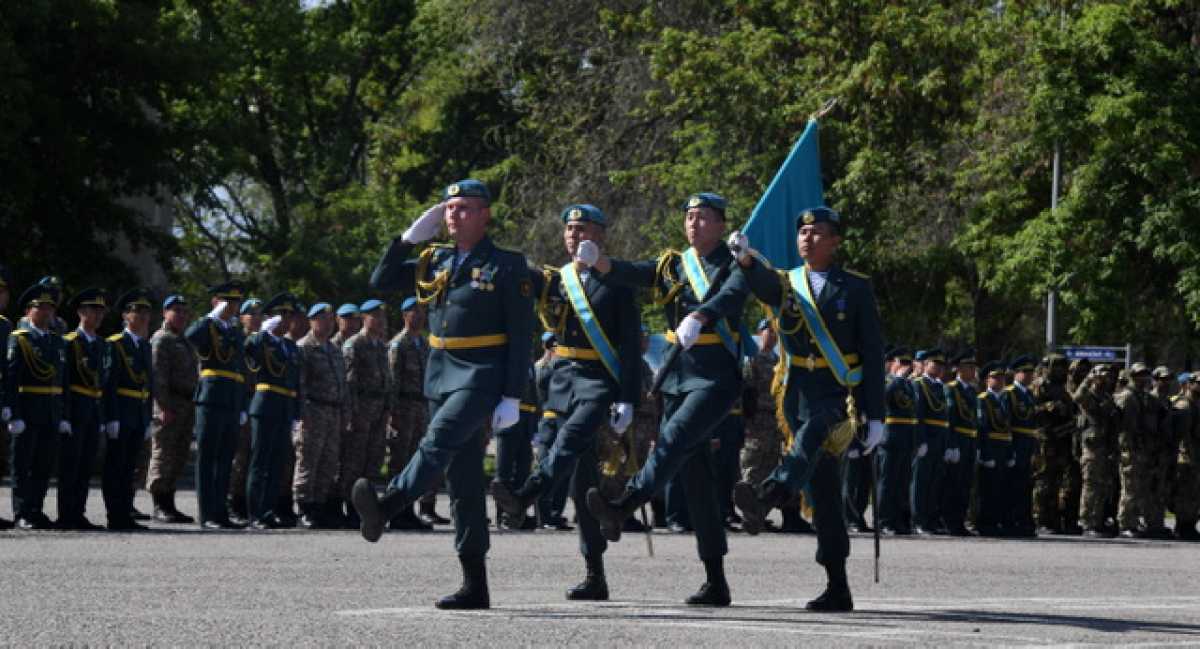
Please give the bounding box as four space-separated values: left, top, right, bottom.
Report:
102 289 156 531
941 349 979 536
229 297 262 525
187 281 249 529
7 280 67 529
58 288 109 530
356 179 534 610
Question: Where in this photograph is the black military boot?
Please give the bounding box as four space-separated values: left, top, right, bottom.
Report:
491 477 540 527
419 499 451 526
806 561 854 612
352 478 408 542
228 495 249 527
436 555 490 610
275 495 298 528
324 498 348 529
156 492 194 524
152 492 173 523
685 557 731 607
1177 520 1199 541
566 555 609 601
780 504 815 534
299 502 322 529
0 516 12 530
735 480 789 536
585 488 640 542
391 503 432 531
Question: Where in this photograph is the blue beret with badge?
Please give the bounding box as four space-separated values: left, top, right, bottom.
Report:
162 294 187 310
1177 372 1192 385
307 302 333 319
682 192 727 218
71 288 109 311
360 299 384 314
209 280 247 301
561 203 606 226
443 178 491 205
400 296 418 312
336 303 359 317
118 288 154 312
19 281 61 309
915 348 945 363
1009 355 1037 372
797 205 841 230
239 298 262 316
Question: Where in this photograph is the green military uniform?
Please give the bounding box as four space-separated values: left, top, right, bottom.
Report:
102 290 156 531
976 362 1013 536
57 289 109 530
294 303 350 528
1170 374 1200 540
1146 367 1175 537
186 281 249 529
244 293 303 528
877 348 916 534
1032 355 1080 534
146 295 199 524
1115 363 1159 537
361 179 534 610
941 351 979 536
341 299 392 526
228 297 261 524
911 349 949 534
1005 356 1040 537
1075 365 1120 536
7 281 67 529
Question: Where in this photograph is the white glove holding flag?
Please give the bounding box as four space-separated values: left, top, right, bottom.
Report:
207 300 229 321
261 315 283 335
916 442 928 458
491 397 520 431
862 420 884 455
610 402 633 434
674 313 704 350
727 232 750 263
402 203 445 244
59 420 72 436
575 240 600 268
105 421 120 440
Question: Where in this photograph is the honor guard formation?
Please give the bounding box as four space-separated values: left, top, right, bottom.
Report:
3 181 1198 613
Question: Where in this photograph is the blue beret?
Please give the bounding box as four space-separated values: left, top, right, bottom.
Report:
360 299 384 313
238 298 262 316
756 318 771 332
1177 372 1192 385
682 192 727 215
541 331 556 344
982 361 1005 377
162 294 187 309
915 348 945 363
400 297 418 312
797 206 841 229
117 288 154 312
336 303 359 317
72 288 110 311
209 281 247 301
561 204 606 226
307 302 333 318
443 179 491 204
1009 355 1037 372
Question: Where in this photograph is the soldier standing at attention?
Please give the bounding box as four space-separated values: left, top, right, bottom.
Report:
228 297 262 525
341 299 392 528
976 361 1012 536
356 179 534 609
726 206 884 612
1145 366 1175 539
533 333 571 530
386 296 433 530
1005 355 1040 537
1116 363 1158 537
187 282 249 530
273 302 306 529
146 294 198 524
1032 354 1079 535
739 319 785 532
332 304 361 348
1076 364 1120 537
911 349 949 535
294 303 350 529
1170 373 1200 540
57 289 109 530
941 350 979 536
7 280 67 529
877 347 916 535
102 290 155 531
584 192 750 607
0 266 12 530
491 203 642 600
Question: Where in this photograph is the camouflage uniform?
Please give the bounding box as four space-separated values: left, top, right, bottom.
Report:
1075 373 1119 533
1031 361 1079 532
1115 382 1158 533
740 349 781 486
1171 385 1200 538
1146 382 1175 533
386 328 428 480
293 331 348 510
146 322 199 496
341 329 391 503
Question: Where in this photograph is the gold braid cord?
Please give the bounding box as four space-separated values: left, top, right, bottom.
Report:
652 250 685 306
414 246 450 305
536 266 567 335
16 334 56 382
72 338 99 388
114 338 147 386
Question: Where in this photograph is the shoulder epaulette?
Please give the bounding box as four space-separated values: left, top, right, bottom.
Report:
429 241 453 249
947 380 960 388
1004 385 1016 392
977 391 988 399
11 329 29 336
0 314 9 324
107 333 124 342
64 331 78 342
844 268 870 280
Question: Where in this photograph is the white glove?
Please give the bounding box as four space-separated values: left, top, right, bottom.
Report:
916 442 928 458
292 420 303 434
9 419 25 436
402 202 445 244
727 231 750 263
943 447 955 462
106 421 120 439
1006 457 1016 468
240 412 248 426
261 315 283 335
491 396 520 431
846 447 861 459
144 424 153 441
207 300 229 321
1 407 10 422
983 459 997 469
953 448 962 463
862 420 884 455
574 239 600 267
59 420 72 436
610 402 634 434
674 313 704 350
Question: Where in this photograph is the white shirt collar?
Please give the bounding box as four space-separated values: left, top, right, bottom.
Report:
125 328 142 346
77 327 96 343
27 322 47 336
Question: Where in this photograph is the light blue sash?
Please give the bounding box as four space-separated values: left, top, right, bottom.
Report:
560 263 621 380
681 248 738 358
787 266 862 387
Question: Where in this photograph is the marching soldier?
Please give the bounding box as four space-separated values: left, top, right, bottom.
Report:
727 205 885 612
584 192 750 607
146 294 199 524
228 297 262 525
1171 373 1200 540
911 348 949 535
57 288 109 530
941 349 979 536
341 298 392 527
244 293 302 529
492 203 642 601
332 303 361 348
7 279 67 529
102 290 156 531
877 346 916 535
294 303 350 528
0 265 11 530
357 179 534 609
187 281 249 529
976 361 1012 536
386 296 434 530
1032 354 1080 534
1005 355 1040 537
1076 364 1120 537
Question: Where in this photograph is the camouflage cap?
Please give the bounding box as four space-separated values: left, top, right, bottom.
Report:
1129 362 1150 376
1152 365 1171 379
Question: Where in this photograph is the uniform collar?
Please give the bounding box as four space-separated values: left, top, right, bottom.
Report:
76 327 96 343
125 328 142 346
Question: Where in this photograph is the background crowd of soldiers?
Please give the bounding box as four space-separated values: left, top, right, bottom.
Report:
2 266 1197 541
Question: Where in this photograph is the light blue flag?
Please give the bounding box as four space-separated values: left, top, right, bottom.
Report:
741 119 824 270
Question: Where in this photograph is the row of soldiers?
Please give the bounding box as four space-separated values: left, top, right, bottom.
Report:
853 348 1200 541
